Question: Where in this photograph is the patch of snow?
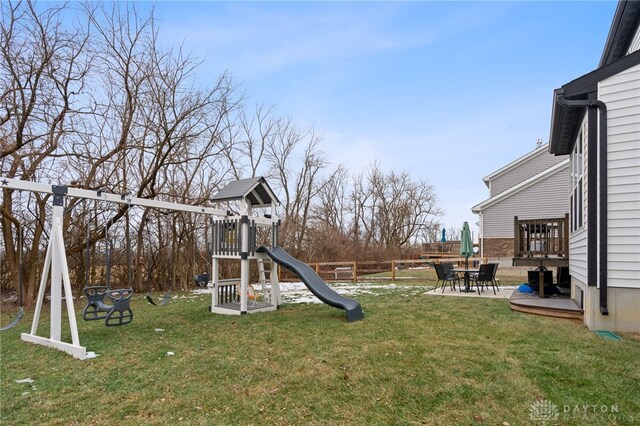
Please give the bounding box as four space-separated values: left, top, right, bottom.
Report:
278 281 424 304
85 352 99 359
15 378 34 384
166 351 175 356
155 328 165 332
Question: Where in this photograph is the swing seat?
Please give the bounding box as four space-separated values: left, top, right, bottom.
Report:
104 289 134 327
82 286 134 326
146 291 171 306
194 273 209 288
82 286 112 321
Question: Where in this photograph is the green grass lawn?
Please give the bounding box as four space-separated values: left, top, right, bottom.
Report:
1 284 639 425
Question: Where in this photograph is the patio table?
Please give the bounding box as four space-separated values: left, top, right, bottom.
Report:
453 268 479 294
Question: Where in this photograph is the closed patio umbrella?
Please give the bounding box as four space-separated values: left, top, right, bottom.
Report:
460 221 473 269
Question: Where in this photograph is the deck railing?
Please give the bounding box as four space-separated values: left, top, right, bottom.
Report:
514 214 569 258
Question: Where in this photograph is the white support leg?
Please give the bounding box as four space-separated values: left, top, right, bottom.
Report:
29 236 52 335
50 213 62 341
56 217 81 346
240 257 249 313
21 203 86 360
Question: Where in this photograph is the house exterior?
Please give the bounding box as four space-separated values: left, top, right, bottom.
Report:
549 0 640 333
472 142 569 260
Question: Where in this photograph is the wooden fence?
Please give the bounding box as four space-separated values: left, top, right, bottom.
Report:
277 257 487 283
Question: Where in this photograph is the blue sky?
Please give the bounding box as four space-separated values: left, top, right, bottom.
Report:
151 1 616 237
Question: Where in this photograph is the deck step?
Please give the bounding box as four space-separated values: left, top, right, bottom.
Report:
510 298 583 320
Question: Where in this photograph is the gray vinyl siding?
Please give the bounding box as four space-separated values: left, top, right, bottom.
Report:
569 229 588 285
490 151 566 197
598 64 640 289
481 166 570 237
628 25 640 55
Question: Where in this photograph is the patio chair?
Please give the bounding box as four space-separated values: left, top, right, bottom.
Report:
488 263 500 291
475 264 497 295
434 263 458 292
442 263 460 291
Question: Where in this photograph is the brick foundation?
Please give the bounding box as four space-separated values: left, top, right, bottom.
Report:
481 238 514 258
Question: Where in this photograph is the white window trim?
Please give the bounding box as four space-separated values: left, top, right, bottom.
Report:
570 127 585 232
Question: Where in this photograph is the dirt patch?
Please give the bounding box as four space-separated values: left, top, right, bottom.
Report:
623 332 640 342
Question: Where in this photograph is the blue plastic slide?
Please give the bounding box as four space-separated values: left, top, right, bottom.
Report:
257 246 364 322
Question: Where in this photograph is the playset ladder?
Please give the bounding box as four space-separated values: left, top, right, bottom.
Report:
257 257 271 304
257 255 281 306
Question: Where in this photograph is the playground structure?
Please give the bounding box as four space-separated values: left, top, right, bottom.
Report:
205 178 362 322
1 176 363 360
207 177 282 316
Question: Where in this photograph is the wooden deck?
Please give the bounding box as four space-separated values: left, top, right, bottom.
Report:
512 257 569 268
510 297 583 320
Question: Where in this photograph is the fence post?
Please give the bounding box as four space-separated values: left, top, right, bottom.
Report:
315 263 319 274
353 261 357 283
391 260 396 281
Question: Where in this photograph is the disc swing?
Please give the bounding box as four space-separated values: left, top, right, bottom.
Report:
144 210 171 306
82 203 134 326
1 224 25 332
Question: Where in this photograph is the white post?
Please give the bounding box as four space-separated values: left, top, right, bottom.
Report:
50 205 63 341
212 257 219 308
479 212 484 258
57 217 81 346
271 206 281 306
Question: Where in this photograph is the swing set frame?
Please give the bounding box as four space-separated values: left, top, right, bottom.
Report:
1 178 229 360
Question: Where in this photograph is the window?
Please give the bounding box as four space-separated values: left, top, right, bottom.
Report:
570 128 584 232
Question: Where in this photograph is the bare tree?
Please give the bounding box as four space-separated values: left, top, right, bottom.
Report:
1 2 242 299
1 2 445 303
1 0 91 303
264 119 328 257
311 166 349 234
352 162 441 255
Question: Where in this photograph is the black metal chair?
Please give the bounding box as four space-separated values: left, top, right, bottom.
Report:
475 264 497 295
488 263 500 291
442 262 463 289
434 263 458 292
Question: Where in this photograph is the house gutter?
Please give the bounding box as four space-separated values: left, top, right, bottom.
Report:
555 94 609 316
